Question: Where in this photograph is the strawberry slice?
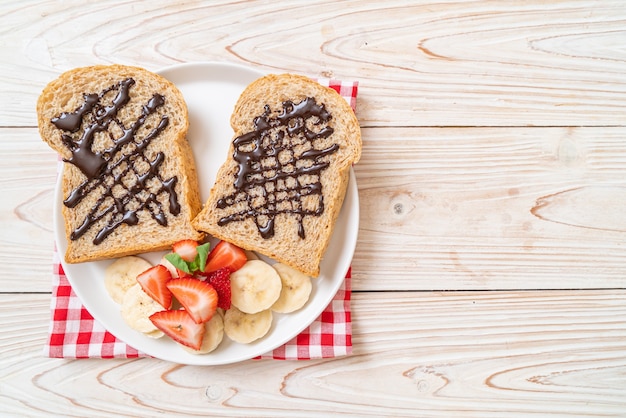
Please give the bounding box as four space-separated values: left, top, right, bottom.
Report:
206 267 232 310
166 278 218 324
136 265 173 309
204 241 247 274
149 310 205 350
172 239 200 262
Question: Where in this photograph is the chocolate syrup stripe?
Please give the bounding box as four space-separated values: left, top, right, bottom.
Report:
64 114 169 209
72 153 177 245
217 96 339 239
51 93 99 132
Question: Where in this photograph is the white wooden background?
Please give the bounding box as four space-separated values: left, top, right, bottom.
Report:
2 1 626 416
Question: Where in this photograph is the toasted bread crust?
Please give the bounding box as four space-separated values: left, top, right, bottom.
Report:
193 74 361 277
38 65 203 263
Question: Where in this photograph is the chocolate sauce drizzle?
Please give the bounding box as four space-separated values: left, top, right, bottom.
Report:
217 97 338 239
51 78 179 245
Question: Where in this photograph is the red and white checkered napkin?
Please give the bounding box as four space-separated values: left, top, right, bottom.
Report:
43 77 358 361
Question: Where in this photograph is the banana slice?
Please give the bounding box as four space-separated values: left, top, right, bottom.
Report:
182 310 224 354
229 260 282 314
271 263 313 313
145 329 165 339
159 256 179 278
223 307 272 344
120 283 164 334
104 256 152 304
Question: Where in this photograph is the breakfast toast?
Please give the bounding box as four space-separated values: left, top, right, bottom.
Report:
37 64 203 263
192 74 361 277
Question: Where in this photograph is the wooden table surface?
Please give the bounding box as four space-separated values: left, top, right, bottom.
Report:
2 1 625 416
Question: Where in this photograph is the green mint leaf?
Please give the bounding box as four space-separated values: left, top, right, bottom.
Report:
164 252 191 274
196 242 211 272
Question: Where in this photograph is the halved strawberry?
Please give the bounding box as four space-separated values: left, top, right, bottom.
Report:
166 277 218 324
204 241 247 274
136 265 173 309
172 239 199 262
149 310 205 350
206 267 232 310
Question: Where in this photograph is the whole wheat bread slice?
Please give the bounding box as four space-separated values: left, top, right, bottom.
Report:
37 64 203 263
192 74 361 277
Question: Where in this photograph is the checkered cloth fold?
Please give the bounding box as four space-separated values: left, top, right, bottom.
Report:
43 76 357 360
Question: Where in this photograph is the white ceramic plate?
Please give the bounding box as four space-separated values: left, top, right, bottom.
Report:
53 62 359 365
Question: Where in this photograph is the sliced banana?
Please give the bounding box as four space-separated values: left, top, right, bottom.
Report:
159 256 179 278
229 260 282 314
120 283 164 334
182 311 224 354
104 256 153 304
223 307 272 344
271 263 313 313
144 329 165 339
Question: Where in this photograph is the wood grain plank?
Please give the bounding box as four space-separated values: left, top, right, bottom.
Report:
0 129 56 292
1 291 624 417
353 126 626 290
1 1 626 127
